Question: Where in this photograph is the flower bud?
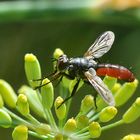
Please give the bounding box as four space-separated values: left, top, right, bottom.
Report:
0 108 12 128
123 97 140 123
41 78 54 109
122 134 140 140
89 122 101 138
62 76 71 88
24 53 41 88
76 115 89 129
12 125 28 140
96 99 107 112
53 48 64 60
115 79 138 107
54 133 63 140
55 96 66 120
99 106 117 122
64 118 77 133
0 94 4 108
80 95 94 113
0 79 17 108
103 76 117 90
35 123 51 135
18 85 44 118
16 94 29 116
111 83 121 93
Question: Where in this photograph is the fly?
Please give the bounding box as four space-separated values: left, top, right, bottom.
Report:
35 31 135 109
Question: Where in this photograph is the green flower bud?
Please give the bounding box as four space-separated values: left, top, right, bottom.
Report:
122 135 134 140
76 115 89 129
111 83 121 94
53 48 64 60
16 94 29 116
54 134 63 140
64 118 77 133
0 94 4 108
24 53 41 88
0 79 17 108
62 75 71 88
96 77 117 111
99 106 117 122
55 96 66 120
96 99 107 112
123 97 140 123
0 108 12 128
89 122 101 138
115 79 138 107
18 85 44 118
35 123 51 135
103 76 117 90
122 134 140 140
41 78 54 109
80 95 94 113
12 125 28 140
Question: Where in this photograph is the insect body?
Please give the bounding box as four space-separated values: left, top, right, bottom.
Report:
37 31 135 108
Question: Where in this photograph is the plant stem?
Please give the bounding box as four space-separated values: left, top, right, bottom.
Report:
89 113 99 122
28 130 49 140
27 114 40 125
3 107 34 129
48 109 58 130
72 126 88 136
102 119 124 131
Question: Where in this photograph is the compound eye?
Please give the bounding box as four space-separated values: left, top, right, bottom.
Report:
57 55 68 71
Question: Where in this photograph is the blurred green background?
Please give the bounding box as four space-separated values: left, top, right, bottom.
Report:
0 0 140 140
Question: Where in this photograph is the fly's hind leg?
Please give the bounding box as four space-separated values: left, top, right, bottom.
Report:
57 79 80 109
94 92 98 109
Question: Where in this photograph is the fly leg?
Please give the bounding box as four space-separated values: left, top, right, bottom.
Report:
34 71 61 90
32 69 57 82
54 75 63 87
57 79 80 109
55 72 75 87
62 72 75 80
94 92 98 109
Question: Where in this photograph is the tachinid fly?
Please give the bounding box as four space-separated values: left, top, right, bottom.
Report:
35 31 135 109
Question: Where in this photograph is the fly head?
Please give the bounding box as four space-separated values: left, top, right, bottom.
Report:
57 54 69 72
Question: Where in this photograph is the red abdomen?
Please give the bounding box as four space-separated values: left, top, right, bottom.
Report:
96 64 135 82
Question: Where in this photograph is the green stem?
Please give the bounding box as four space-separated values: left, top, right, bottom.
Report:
75 132 89 139
58 119 63 130
48 109 58 130
3 107 34 129
28 130 49 140
102 119 124 131
87 110 95 118
72 126 88 136
27 114 40 125
89 113 99 122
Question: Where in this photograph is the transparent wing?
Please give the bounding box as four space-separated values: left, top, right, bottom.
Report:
84 31 115 59
84 68 115 106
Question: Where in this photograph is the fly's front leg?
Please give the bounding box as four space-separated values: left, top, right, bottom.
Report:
55 72 75 87
34 71 61 90
57 79 80 109
62 72 75 80
32 69 58 82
